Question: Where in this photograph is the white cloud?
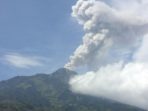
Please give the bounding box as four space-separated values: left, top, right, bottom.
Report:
70 62 148 110
67 0 148 110
65 0 148 70
133 34 148 63
2 53 44 68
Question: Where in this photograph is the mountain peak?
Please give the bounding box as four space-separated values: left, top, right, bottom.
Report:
50 68 77 83
54 68 76 74
0 68 145 111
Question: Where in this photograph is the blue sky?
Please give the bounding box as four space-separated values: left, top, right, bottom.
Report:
0 0 83 80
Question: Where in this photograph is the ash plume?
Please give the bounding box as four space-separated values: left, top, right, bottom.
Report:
65 0 148 110
65 0 148 70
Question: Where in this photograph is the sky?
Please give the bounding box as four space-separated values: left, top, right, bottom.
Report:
0 0 83 80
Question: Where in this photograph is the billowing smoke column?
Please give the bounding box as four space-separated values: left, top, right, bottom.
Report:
65 0 148 110
65 0 148 70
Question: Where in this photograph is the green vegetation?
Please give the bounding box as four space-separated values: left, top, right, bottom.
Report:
0 68 145 111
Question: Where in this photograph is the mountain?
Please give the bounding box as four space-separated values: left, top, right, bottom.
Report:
0 68 145 111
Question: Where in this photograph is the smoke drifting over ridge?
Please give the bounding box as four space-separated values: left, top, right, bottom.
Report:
65 0 148 110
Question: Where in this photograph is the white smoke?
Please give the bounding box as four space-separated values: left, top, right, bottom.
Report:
65 0 148 110
65 0 148 70
70 61 148 110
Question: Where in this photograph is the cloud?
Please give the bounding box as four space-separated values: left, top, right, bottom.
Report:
70 62 148 110
65 0 148 70
2 53 44 68
133 34 148 63
66 0 148 110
